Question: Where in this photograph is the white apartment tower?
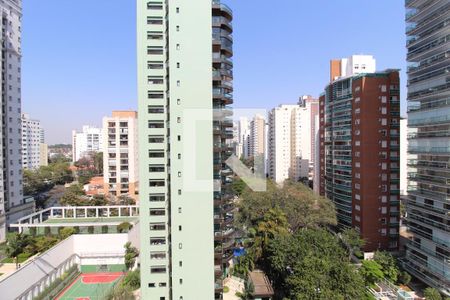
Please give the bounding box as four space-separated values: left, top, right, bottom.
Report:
0 0 24 241
138 0 235 299
268 97 319 184
21 113 42 169
249 114 265 159
102 111 138 200
71 125 103 162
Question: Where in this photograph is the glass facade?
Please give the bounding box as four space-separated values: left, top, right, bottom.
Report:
404 0 450 296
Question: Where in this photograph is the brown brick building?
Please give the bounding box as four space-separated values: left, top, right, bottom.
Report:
319 68 400 251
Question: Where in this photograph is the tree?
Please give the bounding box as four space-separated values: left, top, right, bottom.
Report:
6 233 29 268
93 152 103 174
237 180 336 233
117 222 133 233
264 229 365 299
124 242 139 270
341 228 365 259
398 271 411 285
118 195 135 205
251 207 289 261
423 288 442 300
360 260 384 286
231 177 246 196
373 251 399 282
122 269 140 290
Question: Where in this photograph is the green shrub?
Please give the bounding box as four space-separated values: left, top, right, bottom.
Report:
73 226 80 234
102 225 108 234
122 269 140 290
59 227 75 240
223 286 230 293
88 226 94 234
117 222 132 233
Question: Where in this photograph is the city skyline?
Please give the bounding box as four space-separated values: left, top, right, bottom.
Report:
22 0 406 144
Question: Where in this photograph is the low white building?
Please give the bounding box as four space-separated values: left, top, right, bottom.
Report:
72 125 103 162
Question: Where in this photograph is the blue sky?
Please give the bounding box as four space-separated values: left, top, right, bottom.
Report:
22 0 406 144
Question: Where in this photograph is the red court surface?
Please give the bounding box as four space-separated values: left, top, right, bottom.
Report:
55 272 124 300
81 272 123 284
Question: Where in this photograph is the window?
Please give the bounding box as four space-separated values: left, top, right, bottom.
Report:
381 140 387 148
178 172 181 177
355 97 360 103
177 62 180 68
147 2 163 10
150 208 165 216
148 121 164 129
179 261 182 267
147 32 163 40
355 194 361 200
381 185 387 192
176 44 180 50
179 243 183 249
355 172 360 179
355 205 360 211
381 207 387 214
147 46 164 55
177 80 181 86
178 189 182 195
151 252 166 259
151 266 167 274
381 85 387 92
177 117 181 123
177 99 181 105
355 215 360 222
179 225 182 231
381 107 387 114
355 118 361 125
381 96 387 103
381 174 387 181
355 140 360 146
179 278 183 284
178 153 181 159
147 17 163 24
149 165 165 172
381 196 387 203
381 228 387 236
148 92 164 99
148 77 164 85
177 135 181 141
159 282 167 287
178 207 182 213
355 162 360 168
149 180 165 187
150 237 166 245
148 283 156 288
148 105 164 113
150 194 165 202
176 25 180 32
381 118 387 126
150 223 166 231
149 135 164 143
355 183 360 189
149 151 164 158
355 108 360 114
148 62 164 69
381 163 387 170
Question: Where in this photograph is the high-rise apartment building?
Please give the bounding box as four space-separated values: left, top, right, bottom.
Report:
400 118 408 196
249 114 265 159
268 98 318 184
0 0 25 242
102 111 138 200
319 59 400 251
21 113 42 169
268 105 303 183
404 0 450 295
298 95 319 180
137 0 234 299
71 125 103 162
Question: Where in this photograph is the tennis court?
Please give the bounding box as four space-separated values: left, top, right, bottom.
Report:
56 266 125 300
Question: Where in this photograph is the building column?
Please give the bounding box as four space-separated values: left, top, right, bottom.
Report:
84 208 87 218
118 207 121 217
73 208 76 218
96 208 99 218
